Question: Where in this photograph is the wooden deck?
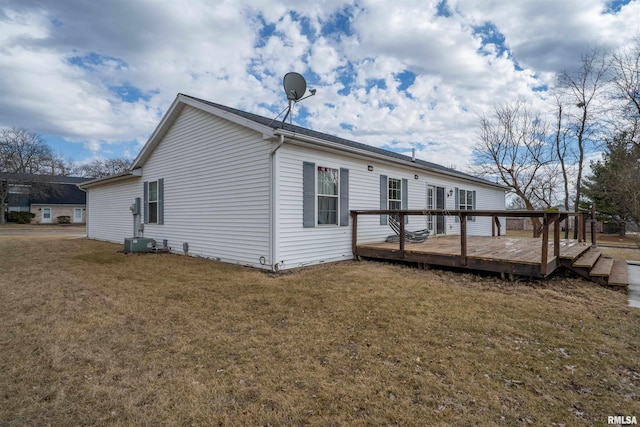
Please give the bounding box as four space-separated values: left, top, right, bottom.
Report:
356 235 591 278
351 208 629 285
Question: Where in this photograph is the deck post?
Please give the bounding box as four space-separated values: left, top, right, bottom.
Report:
540 213 549 275
578 213 585 242
590 203 597 248
351 211 358 256
553 213 560 258
491 214 495 237
399 212 405 258
460 213 467 266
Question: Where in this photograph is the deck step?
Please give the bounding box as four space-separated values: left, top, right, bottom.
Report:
590 256 614 277
573 248 601 269
608 260 629 286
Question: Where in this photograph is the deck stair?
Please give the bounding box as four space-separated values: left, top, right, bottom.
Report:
564 247 628 286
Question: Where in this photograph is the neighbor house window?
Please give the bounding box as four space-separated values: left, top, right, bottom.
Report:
148 181 158 223
317 166 339 225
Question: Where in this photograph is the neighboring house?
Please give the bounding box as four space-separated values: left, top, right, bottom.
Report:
2 174 87 224
80 93 506 271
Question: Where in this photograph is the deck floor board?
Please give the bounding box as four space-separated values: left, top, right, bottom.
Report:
356 235 591 276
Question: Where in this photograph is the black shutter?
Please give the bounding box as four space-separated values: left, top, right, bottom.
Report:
143 181 149 224
303 162 315 227
379 175 387 225
454 187 459 223
402 178 408 224
471 190 476 222
158 178 164 225
339 168 349 226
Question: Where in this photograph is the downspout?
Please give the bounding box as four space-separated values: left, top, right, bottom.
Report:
77 184 88 237
269 134 285 272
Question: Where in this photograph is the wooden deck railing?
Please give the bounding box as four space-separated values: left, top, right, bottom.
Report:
350 209 595 276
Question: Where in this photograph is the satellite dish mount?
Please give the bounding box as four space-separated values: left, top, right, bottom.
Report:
277 72 316 128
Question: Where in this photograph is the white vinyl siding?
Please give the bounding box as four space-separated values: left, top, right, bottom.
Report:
138 105 271 268
86 179 141 241
84 97 505 271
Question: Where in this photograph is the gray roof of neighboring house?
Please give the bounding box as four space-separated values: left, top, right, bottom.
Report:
2 173 87 206
180 94 504 189
0 173 89 185
29 183 86 205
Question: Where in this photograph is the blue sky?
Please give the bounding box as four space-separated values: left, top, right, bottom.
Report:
0 0 638 169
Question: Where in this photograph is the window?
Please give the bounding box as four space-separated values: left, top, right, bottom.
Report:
459 189 473 211
456 188 476 222
144 179 163 225
317 166 339 225
148 181 158 223
302 162 349 228
379 175 407 225
8 184 29 194
388 178 402 210
388 178 402 221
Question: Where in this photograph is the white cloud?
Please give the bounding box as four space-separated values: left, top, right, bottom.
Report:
0 0 637 169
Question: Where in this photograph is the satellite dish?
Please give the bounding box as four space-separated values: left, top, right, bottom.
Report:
283 72 307 101
268 72 316 129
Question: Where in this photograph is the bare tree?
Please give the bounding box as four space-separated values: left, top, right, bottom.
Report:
473 101 555 236
0 128 53 174
610 36 640 144
1 128 57 224
76 158 132 178
556 48 611 237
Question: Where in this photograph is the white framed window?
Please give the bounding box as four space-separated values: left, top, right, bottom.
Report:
148 181 158 224
317 166 339 225
456 188 476 222
303 162 348 228
144 179 164 225
459 189 473 211
388 177 402 221
427 185 434 231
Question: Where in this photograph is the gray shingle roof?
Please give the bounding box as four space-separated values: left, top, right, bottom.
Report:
179 94 503 189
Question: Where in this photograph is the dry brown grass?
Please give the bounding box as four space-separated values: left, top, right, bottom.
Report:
1 234 639 426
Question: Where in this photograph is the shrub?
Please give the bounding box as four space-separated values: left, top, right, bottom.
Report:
57 215 71 224
8 212 35 224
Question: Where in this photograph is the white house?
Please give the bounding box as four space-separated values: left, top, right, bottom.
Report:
80 94 506 271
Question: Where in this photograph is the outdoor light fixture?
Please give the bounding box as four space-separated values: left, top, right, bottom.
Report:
414 174 419 180
447 189 454 197
367 165 374 171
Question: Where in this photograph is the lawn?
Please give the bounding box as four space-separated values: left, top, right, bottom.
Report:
1 234 639 426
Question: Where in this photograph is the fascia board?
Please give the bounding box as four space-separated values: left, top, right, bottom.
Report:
78 168 142 189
